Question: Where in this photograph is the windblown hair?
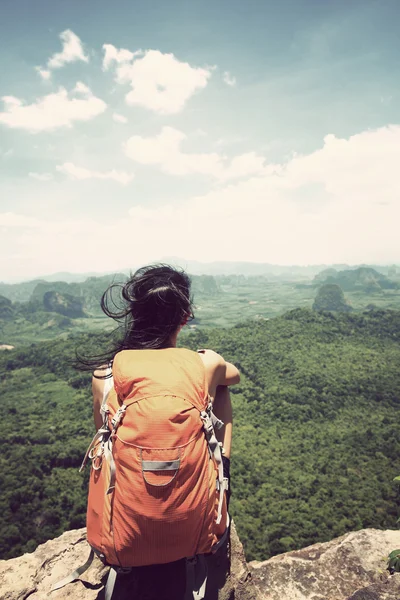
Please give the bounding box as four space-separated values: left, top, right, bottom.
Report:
77 264 194 373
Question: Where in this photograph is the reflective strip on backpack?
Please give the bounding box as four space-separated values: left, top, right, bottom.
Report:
142 459 180 471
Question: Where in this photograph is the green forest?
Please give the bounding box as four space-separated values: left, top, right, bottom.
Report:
1 307 400 561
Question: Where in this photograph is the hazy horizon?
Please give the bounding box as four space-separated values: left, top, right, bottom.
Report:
1 258 399 285
1 0 400 281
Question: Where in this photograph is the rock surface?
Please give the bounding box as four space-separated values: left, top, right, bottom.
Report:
250 528 400 600
347 574 400 600
0 528 399 600
0 523 256 600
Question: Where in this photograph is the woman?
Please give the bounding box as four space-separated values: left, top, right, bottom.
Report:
90 264 239 454
86 264 239 599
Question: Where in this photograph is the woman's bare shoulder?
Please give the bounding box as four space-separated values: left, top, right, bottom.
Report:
197 348 240 386
197 349 224 365
92 365 110 390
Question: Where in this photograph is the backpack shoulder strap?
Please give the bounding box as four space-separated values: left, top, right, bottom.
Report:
200 401 228 525
101 365 113 412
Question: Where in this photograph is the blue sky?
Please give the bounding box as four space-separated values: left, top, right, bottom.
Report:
0 0 399 281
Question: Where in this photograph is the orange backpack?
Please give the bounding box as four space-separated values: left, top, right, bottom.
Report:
53 348 229 599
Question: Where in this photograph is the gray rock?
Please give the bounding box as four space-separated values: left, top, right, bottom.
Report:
1 527 399 600
346 574 400 600
0 523 257 600
249 528 400 600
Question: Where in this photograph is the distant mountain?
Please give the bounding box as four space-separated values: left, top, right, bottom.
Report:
0 295 14 320
313 268 340 282
42 291 85 319
1 272 222 319
21 273 127 315
312 284 353 312
191 274 220 296
162 257 353 279
314 267 398 292
0 292 81 342
35 271 114 283
2 261 400 287
0 280 46 304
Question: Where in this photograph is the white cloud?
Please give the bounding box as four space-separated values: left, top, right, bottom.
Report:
73 81 91 94
0 212 41 228
103 45 212 114
35 67 51 81
0 83 106 132
223 71 236 86
34 30 89 80
29 172 53 182
2 124 400 281
112 112 128 124
123 124 400 265
103 44 139 70
124 126 266 180
220 152 267 180
56 162 134 185
47 30 89 69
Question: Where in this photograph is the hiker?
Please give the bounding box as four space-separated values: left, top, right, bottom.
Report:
91 265 238 463
55 264 240 600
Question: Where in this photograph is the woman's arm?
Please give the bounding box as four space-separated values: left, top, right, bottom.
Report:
199 349 240 388
198 349 239 459
219 359 240 386
213 386 233 458
92 367 107 430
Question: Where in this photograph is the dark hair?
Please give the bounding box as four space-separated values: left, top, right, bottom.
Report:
77 264 193 372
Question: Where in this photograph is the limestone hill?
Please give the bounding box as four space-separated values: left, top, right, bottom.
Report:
312 283 353 312
1 273 221 318
42 291 85 319
314 267 398 292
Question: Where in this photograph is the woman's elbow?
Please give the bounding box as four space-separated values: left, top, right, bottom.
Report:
225 362 240 385
231 371 240 385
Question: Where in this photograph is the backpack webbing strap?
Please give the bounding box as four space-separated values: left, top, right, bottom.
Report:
104 436 116 495
185 555 208 600
51 548 95 591
211 512 230 554
103 403 127 495
105 567 117 600
210 411 224 431
200 405 227 525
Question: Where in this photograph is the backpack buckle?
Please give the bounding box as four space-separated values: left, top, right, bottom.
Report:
201 414 214 435
111 404 126 430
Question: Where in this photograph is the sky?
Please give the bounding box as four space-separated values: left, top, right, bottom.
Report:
0 0 400 282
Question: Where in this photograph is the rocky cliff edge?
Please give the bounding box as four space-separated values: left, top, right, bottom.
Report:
1 526 400 600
